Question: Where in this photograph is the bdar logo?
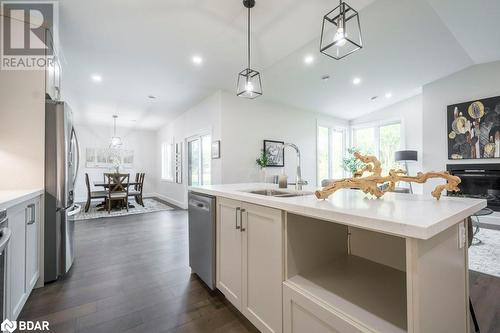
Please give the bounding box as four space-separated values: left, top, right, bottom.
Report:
1 319 17 333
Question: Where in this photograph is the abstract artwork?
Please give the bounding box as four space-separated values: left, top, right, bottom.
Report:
448 96 500 159
85 147 134 168
264 140 284 167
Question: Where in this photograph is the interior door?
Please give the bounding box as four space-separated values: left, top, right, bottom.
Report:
241 203 283 333
216 197 242 310
187 134 211 186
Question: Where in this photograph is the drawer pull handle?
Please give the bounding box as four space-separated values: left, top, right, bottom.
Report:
240 209 246 232
235 207 241 230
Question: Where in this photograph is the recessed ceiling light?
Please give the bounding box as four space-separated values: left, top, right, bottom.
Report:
385 92 393 99
371 96 378 101
192 55 203 65
304 55 314 65
148 95 156 99
321 75 330 81
352 77 362 85
91 74 102 83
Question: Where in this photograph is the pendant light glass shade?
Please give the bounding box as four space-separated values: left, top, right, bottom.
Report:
236 0 263 99
237 68 262 99
320 0 363 60
110 136 122 148
110 115 122 148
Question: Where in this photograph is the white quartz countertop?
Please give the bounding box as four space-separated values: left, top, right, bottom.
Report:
0 189 44 211
189 183 487 240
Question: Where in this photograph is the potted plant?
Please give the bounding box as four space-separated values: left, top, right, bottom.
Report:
256 149 270 183
342 147 366 176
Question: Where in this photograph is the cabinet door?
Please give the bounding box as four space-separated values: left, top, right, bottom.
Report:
7 203 27 320
25 199 40 291
241 203 283 333
216 197 242 310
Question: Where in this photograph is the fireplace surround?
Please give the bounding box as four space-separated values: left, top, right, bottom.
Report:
447 163 500 212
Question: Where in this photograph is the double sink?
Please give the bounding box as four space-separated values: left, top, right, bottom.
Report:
244 189 312 198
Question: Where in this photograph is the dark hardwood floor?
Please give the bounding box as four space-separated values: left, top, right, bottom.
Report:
19 210 258 333
470 270 500 333
19 209 500 333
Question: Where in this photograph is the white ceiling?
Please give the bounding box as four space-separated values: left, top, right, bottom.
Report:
58 0 500 129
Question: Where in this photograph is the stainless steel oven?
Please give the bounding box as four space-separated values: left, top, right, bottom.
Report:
0 210 12 321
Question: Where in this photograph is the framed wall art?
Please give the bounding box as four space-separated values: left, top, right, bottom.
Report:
264 140 285 167
211 140 221 159
448 96 500 159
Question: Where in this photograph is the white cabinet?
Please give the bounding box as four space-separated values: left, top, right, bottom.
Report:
7 203 27 320
283 282 365 333
25 200 40 291
216 198 283 333
6 196 41 320
217 198 242 308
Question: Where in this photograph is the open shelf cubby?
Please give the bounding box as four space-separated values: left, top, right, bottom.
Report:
285 213 408 333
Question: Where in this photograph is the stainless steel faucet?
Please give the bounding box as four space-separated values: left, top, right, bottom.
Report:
279 143 308 191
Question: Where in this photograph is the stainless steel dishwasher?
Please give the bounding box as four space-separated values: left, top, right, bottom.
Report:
188 192 216 290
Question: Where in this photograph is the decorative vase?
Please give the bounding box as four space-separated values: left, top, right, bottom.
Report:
260 167 267 183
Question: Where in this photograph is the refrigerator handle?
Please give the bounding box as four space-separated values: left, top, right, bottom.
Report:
67 204 81 217
72 127 80 186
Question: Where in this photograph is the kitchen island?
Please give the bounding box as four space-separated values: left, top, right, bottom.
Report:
190 183 486 333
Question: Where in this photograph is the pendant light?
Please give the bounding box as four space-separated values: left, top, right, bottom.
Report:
110 115 122 148
236 0 262 99
320 0 363 60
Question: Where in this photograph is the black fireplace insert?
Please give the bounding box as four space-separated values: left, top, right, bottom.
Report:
447 163 500 211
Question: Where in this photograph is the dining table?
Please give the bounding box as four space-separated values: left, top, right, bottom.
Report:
93 181 141 188
93 181 142 210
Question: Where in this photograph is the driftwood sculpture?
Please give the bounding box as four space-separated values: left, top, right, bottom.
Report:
315 152 461 200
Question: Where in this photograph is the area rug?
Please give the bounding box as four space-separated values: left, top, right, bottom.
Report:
75 198 173 221
469 227 500 277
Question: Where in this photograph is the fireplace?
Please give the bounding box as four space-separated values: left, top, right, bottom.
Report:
447 164 500 211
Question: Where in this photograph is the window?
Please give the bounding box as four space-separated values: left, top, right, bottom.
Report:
353 127 376 155
188 134 212 186
379 123 401 173
317 125 346 185
161 142 174 181
351 122 401 173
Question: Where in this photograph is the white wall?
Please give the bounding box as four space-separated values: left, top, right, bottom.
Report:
74 124 158 202
0 70 45 190
155 90 347 208
156 91 222 208
422 61 500 193
350 94 424 193
220 91 348 185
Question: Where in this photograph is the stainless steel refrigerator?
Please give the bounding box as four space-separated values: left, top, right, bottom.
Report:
44 100 81 283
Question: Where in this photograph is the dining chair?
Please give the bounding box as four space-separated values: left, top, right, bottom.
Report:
105 173 130 213
129 173 145 207
84 173 108 212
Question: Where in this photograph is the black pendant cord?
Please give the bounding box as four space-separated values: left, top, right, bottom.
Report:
247 7 251 70
339 0 344 25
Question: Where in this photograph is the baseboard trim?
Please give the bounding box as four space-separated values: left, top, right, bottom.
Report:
153 193 187 210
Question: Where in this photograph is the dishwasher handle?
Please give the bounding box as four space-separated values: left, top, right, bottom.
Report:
189 199 209 211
